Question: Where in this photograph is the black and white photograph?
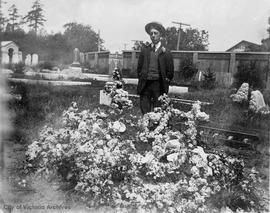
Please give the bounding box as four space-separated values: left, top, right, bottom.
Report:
0 0 269 212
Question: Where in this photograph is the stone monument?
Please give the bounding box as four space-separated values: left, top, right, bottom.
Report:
25 54 31 66
32 53 38 66
71 48 81 67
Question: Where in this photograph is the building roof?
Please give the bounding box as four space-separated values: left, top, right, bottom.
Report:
1 41 18 47
227 40 262 52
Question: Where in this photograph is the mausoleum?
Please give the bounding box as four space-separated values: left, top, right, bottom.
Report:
1 41 22 64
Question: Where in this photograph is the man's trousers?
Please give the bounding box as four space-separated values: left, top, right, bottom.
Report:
140 80 162 114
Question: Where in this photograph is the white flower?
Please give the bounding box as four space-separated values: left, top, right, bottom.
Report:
167 153 179 162
192 146 208 162
191 166 200 177
165 139 181 150
141 152 154 164
27 141 41 160
111 121 126 133
92 123 102 134
230 83 249 103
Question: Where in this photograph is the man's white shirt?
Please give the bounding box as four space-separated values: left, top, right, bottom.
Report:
151 42 161 52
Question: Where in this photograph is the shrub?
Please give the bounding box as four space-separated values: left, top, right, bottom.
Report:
233 61 266 90
180 57 198 80
202 66 216 89
4 62 25 74
38 61 55 70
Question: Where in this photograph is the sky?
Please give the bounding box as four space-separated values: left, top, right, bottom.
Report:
2 0 270 52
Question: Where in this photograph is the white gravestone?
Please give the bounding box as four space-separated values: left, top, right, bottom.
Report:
99 90 112 106
80 52 85 64
249 90 266 112
18 51 23 62
73 48 80 64
32 54 38 66
25 54 31 66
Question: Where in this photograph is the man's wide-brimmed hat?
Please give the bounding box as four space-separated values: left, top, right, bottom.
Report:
145 22 166 36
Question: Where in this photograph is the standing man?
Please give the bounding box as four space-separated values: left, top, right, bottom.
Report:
137 22 174 114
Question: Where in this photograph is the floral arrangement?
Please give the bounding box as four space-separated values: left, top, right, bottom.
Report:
103 68 133 110
249 90 270 115
230 84 270 117
26 95 266 212
112 68 121 81
230 82 249 103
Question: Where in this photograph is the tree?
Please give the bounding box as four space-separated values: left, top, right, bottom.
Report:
24 0 46 34
63 22 104 52
7 4 21 32
165 27 209 51
261 17 270 51
0 0 7 32
132 41 144 50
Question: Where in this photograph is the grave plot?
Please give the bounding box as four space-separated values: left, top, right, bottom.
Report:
3 73 269 212
23 92 269 212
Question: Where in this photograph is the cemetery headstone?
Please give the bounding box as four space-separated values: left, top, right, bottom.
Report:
70 48 81 71
80 52 85 64
99 90 112 106
249 90 266 112
18 51 23 62
25 54 31 66
73 48 80 63
32 54 38 66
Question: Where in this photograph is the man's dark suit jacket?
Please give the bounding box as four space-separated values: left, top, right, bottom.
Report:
136 44 174 95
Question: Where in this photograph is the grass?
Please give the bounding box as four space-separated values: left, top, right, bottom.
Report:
173 88 269 134
8 80 140 143
8 82 269 147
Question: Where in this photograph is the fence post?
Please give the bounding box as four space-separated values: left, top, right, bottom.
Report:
228 53 236 86
85 53 88 63
267 54 270 90
193 52 198 65
131 51 136 73
94 52 98 70
229 53 236 74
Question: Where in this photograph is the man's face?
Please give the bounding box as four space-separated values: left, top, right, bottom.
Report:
149 28 161 44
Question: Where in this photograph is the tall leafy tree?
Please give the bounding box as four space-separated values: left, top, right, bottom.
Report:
165 27 209 51
7 4 21 32
24 0 46 34
63 22 104 52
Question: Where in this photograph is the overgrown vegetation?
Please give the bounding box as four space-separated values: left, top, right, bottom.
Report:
3 61 25 74
202 66 216 89
180 57 198 80
38 61 55 70
233 61 267 90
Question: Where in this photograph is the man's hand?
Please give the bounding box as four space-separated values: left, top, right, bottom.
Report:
165 78 171 82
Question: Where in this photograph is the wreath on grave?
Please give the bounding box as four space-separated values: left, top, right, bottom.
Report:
102 68 133 110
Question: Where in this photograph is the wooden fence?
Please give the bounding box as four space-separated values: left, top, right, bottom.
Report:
122 50 270 88
83 50 270 88
84 51 110 74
